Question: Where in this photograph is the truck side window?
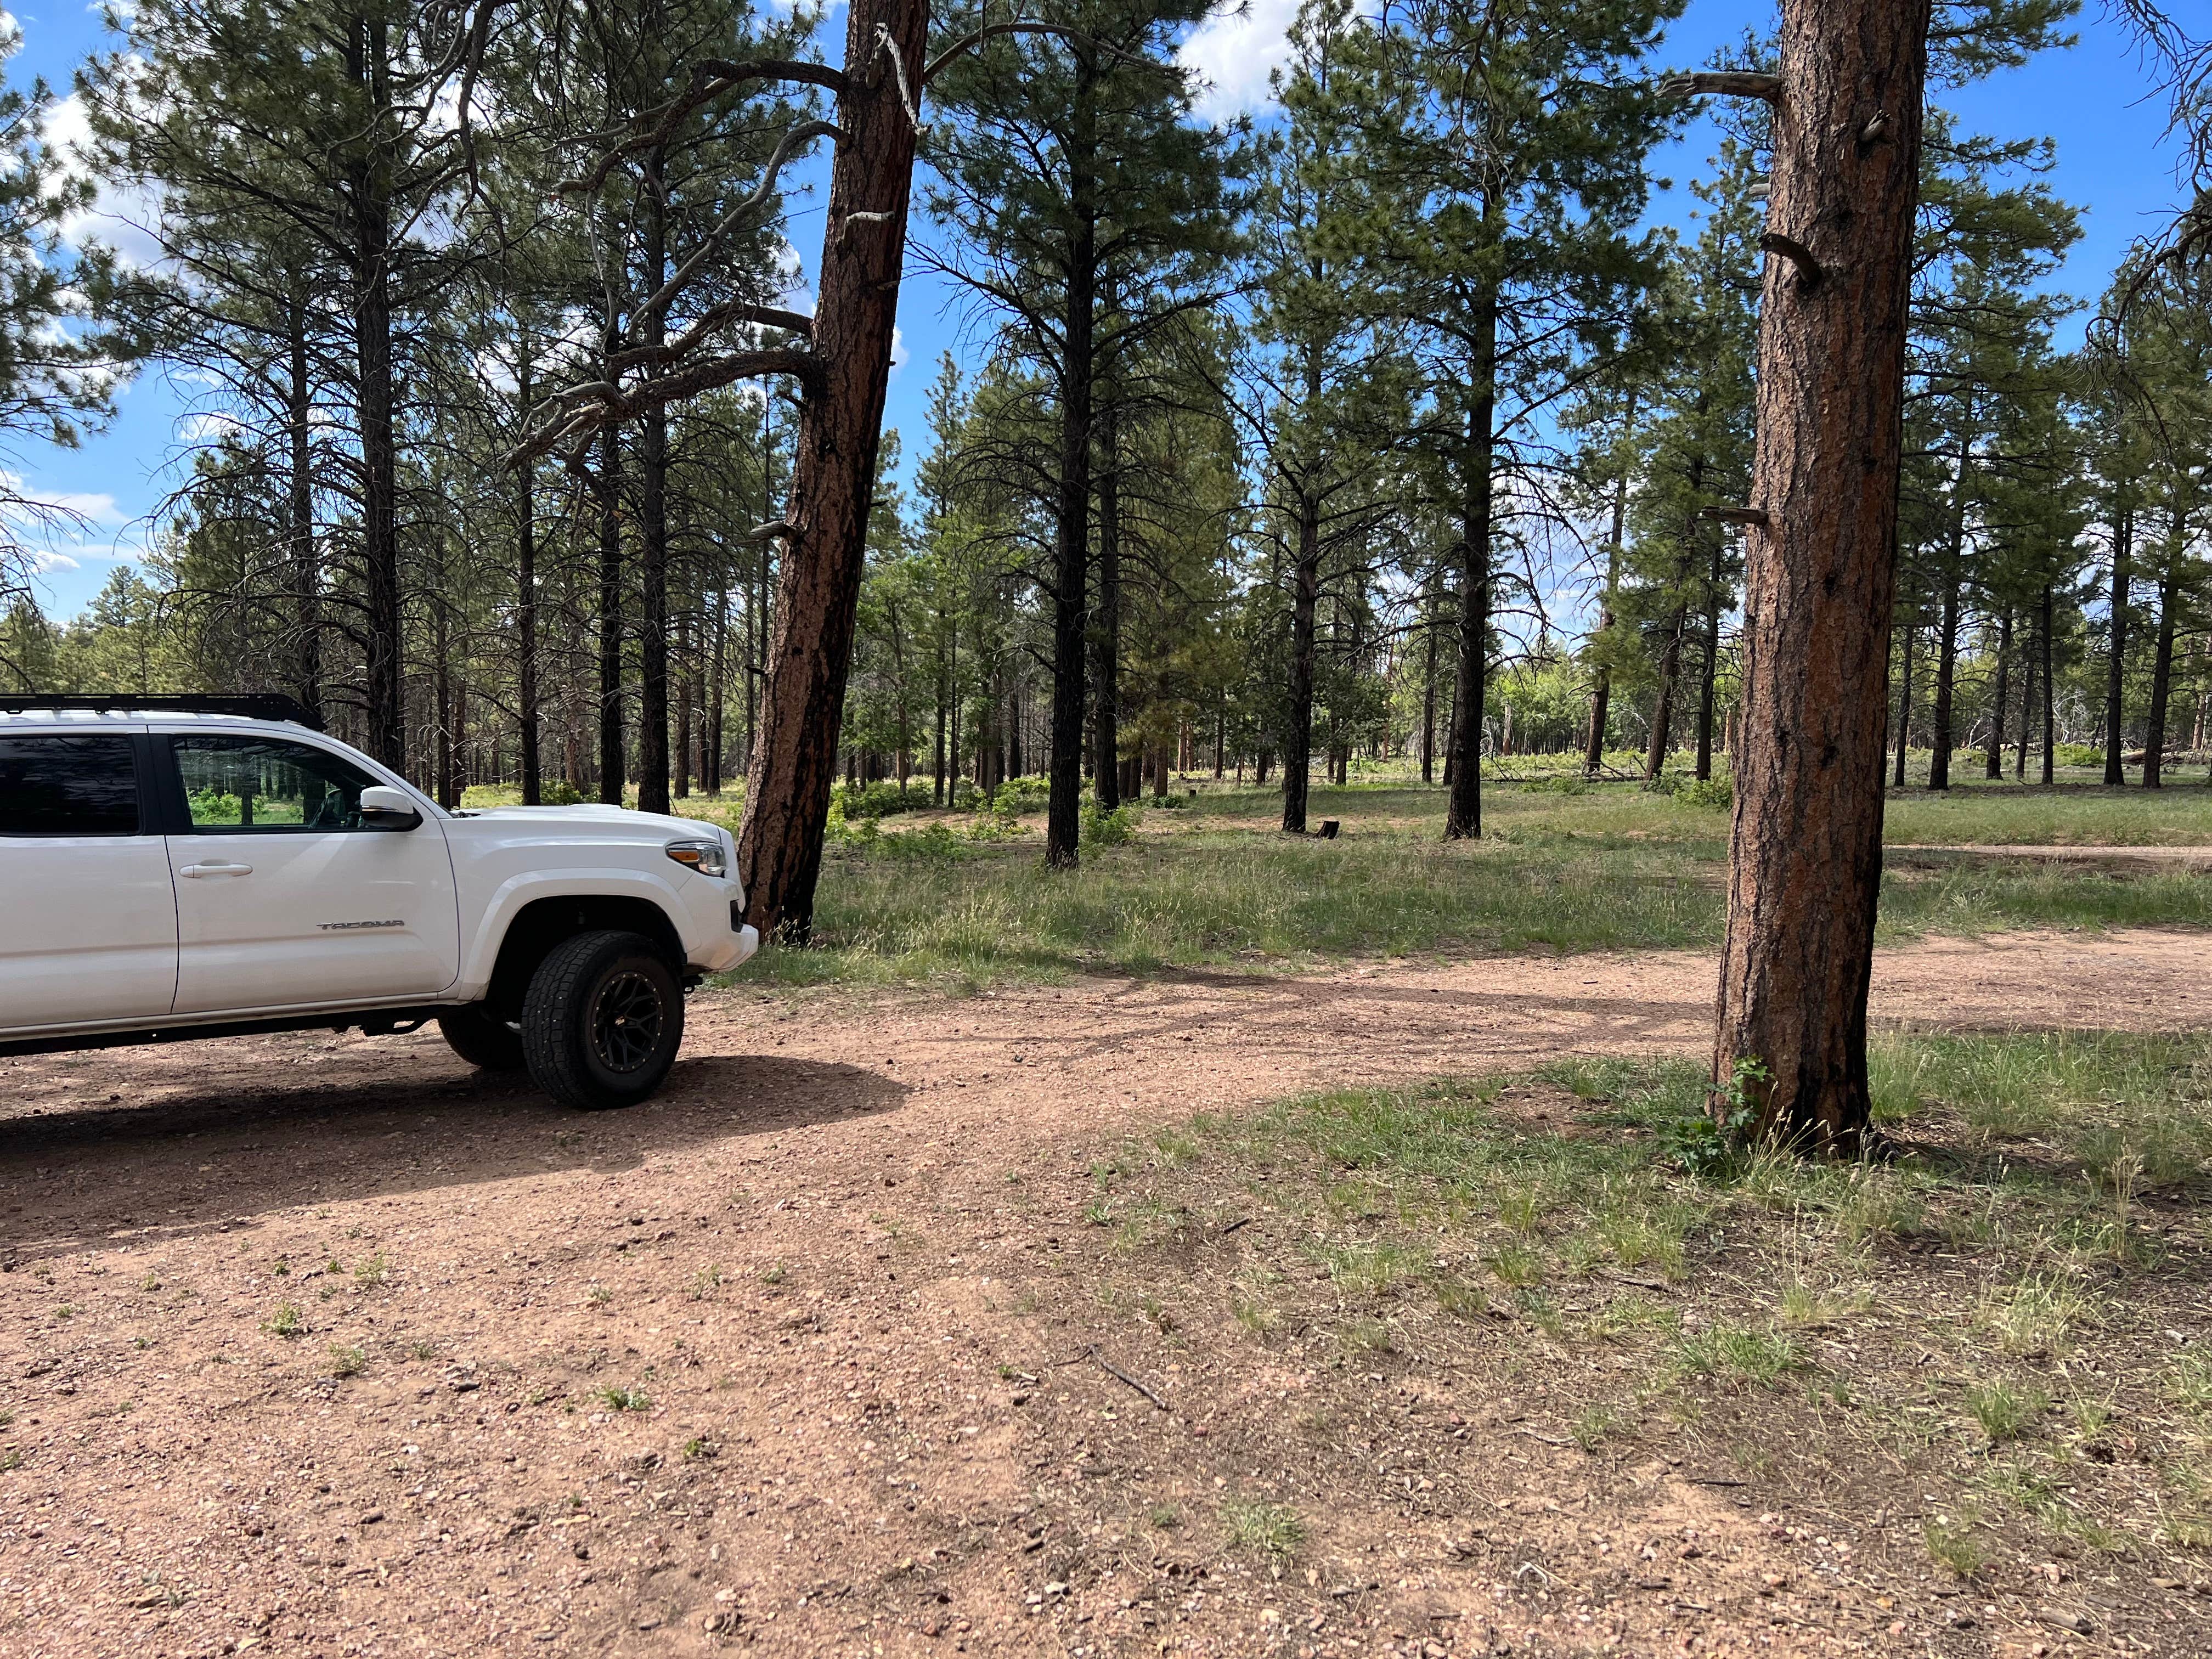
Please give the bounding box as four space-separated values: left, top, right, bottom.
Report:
171 735 377 832
0 735 142 836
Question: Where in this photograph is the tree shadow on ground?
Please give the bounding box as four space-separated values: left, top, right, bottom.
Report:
0 1036 907 1262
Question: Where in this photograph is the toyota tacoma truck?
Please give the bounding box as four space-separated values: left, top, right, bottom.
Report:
0 695 759 1109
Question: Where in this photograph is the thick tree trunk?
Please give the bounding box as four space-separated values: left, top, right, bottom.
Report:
2104 508 2132 786
1283 487 1320 834
1443 290 1499 841
737 0 929 935
596 418 625 804
1711 0 1932 1154
1092 380 1121 812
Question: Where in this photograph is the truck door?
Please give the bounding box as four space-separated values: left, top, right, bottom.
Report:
162 732 460 1015
0 730 178 1031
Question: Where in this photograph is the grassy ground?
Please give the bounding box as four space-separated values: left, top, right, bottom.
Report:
1070 1030 2212 1592
460 771 2212 989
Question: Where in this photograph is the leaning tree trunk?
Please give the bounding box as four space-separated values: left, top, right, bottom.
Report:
737 0 928 937
1282 484 1321 835
1711 0 1933 1154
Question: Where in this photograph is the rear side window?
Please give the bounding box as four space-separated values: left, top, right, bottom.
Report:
0 735 143 836
171 734 377 832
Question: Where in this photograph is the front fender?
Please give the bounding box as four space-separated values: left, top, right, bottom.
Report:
450 869 697 1001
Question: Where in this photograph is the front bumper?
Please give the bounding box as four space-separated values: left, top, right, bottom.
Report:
689 921 760 975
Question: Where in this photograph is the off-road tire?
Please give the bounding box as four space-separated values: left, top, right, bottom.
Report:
521 930 685 1110
438 1005 526 1071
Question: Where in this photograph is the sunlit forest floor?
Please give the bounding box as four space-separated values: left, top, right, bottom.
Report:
10 935 2210 1654
466 758 2212 990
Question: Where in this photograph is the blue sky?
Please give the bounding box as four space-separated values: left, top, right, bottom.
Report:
12 0 2189 621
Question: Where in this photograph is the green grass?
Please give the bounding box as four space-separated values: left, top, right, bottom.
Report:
694 775 2212 990
1077 1028 2212 1575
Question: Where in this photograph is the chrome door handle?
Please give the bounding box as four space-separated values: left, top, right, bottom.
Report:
178 861 253 878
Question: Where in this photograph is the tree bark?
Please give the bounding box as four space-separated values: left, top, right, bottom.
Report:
516 349 542 806
2104 507 2131 786
1711 0 1932 1154
596 417 625 804
737 0 929 935
1645 610 1683 781
636 151 673 816
2145 514 2182 789
286 289 319 717
1585 394 1634 777
1282 486 1320 834
1927 446 1969 790
2040 583 2055 785
1420 570 1438 785
1443 287 1499 840
1042 52 1099 870
1893 621 1914 787
1092 374 1122 812
346 14 404 769
1984 605 2010 782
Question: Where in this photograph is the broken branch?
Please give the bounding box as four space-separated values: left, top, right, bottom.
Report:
1656 70 1782 104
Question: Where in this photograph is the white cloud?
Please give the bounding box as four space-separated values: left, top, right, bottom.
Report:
1180 0 1302 123
31 549 79 573
44 89 168 268
889 323 907 371
22 489 124 526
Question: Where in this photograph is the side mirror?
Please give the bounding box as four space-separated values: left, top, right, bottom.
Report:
359 785 424 832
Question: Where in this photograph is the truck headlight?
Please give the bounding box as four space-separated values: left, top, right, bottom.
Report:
664 839 727 878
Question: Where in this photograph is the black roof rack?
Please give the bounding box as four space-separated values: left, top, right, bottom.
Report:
0 693 324 731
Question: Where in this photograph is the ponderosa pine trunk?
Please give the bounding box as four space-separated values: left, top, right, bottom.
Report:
1282 487 1321 835
1711 0 1932 1154
516 384 542 805
2104 507 2132 786
1927 456 1968 789
1584 395 1634 777
1984 605 2011 782
737 0 929 935
1645 610 1683 781
2145 517 2181 788
1893 621 1914 786
2040 584 2056 785
351 178 402 765
1442 287 1499 841
596 414 625 804
1092 377 1122 813
636 153 673 817
286 289 319 717
1042 52 1099 870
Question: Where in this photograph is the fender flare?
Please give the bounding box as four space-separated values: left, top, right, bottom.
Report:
450 870 695 1001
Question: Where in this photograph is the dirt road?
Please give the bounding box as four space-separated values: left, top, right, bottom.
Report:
3 929 2206 1659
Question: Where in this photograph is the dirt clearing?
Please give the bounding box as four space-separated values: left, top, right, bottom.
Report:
3 929 2209 1659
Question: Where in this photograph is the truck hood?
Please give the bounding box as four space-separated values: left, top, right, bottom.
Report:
454 804 730 842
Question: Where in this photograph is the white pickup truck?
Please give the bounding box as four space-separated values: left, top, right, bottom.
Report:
0 696 759 1109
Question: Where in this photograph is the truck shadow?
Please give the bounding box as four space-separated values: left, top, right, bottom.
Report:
0 1035 907 1262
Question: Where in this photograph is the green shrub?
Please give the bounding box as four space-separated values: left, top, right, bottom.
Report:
2055 743 2103 769
1082 801 1137 848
